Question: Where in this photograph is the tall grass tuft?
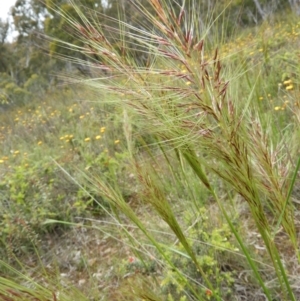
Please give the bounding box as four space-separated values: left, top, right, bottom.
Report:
44 0 300 300
0 259 88 301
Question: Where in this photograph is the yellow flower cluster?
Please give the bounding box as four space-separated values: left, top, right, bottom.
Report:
84 135 103 142
283 79 293 91
60 134 74 143
274 100 289 111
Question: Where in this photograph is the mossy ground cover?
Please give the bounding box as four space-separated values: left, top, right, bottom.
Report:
0 4 300 301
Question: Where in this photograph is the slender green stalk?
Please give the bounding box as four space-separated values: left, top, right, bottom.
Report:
274 155 300 253
180 148 273 300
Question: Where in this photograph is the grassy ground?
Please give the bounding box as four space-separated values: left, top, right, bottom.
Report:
0 3 300 301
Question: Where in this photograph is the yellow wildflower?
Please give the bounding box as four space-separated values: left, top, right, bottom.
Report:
186 81 191 86
37 141 42 145
100 127 106 133
114 140 120 144
283 79 292 85
0 160 4 163
259 97 264 100
274 106 281 111
95 135 101 140
79 115 85 119
286 85 293 91
84 137 91 142
14 150 20 154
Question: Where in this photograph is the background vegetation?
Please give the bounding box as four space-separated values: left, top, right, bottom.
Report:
0 0 300 300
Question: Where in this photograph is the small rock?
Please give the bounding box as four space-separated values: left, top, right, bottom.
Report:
78 279 86 286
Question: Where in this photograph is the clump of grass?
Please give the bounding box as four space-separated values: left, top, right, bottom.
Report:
42 0 300 300
0 259 89 301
